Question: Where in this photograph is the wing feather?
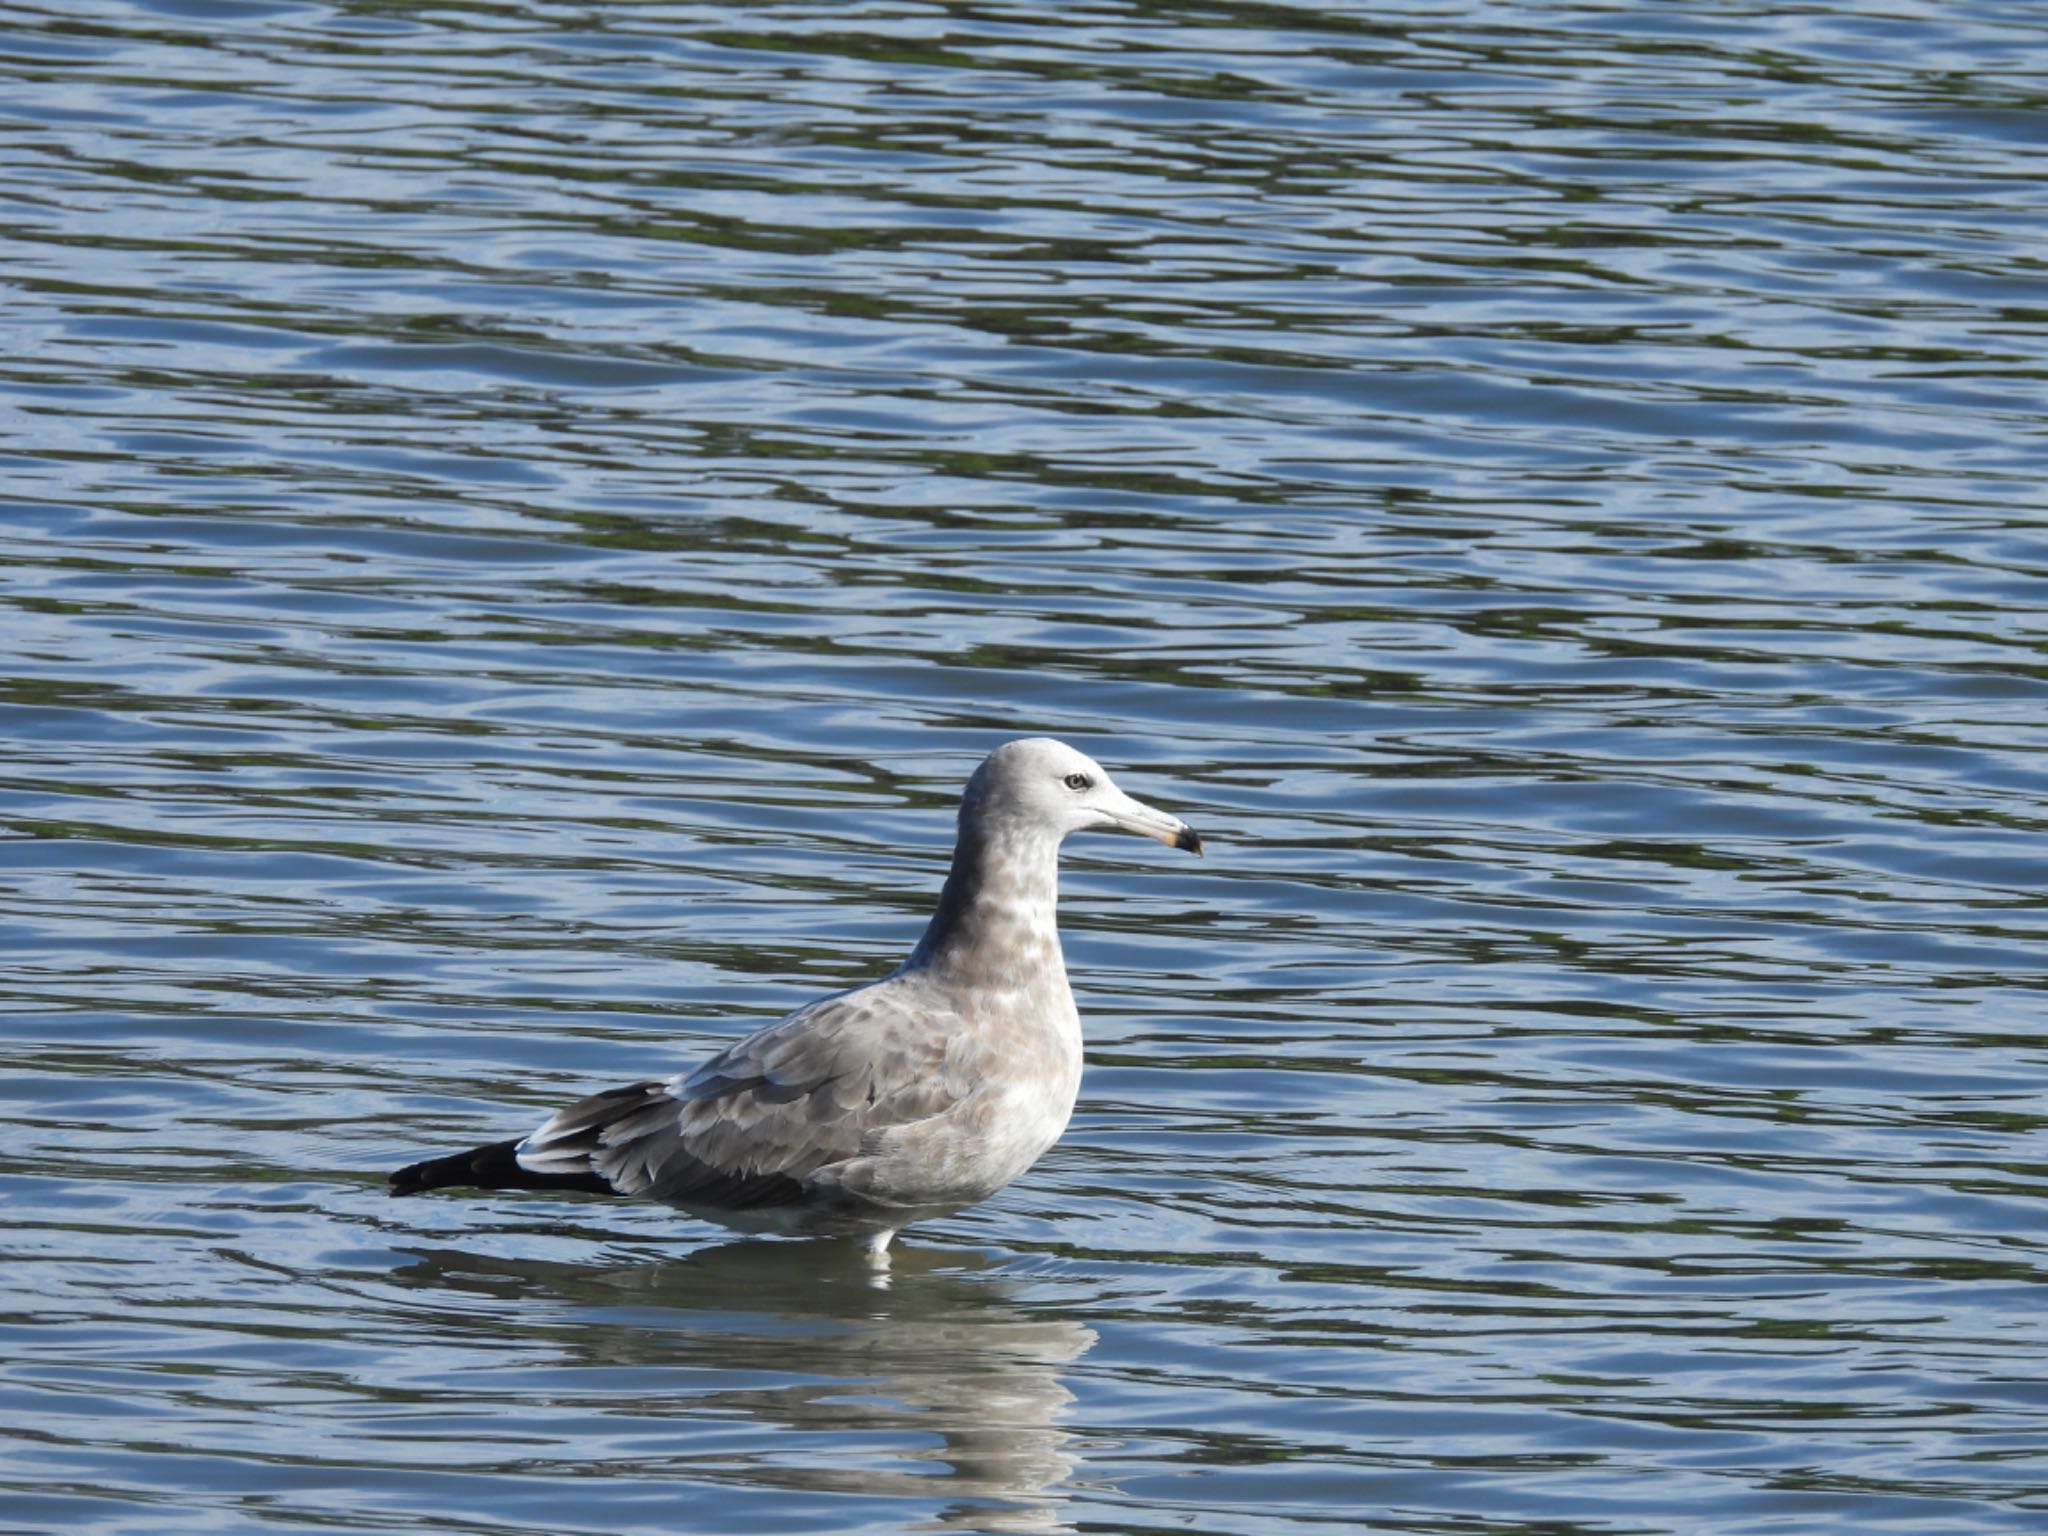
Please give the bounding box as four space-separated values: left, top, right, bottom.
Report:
513 979 974 1217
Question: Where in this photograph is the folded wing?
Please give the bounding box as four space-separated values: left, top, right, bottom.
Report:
512 982 975 1216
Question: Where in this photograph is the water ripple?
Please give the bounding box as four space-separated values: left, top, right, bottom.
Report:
5 2 2048 1533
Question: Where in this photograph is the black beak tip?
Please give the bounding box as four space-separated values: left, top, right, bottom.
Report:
1175 826 1204 856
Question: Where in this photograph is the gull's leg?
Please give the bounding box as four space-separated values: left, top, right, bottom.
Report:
861 1227 896 1271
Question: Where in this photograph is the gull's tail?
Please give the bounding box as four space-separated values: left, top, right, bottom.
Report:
388 1137 617 1198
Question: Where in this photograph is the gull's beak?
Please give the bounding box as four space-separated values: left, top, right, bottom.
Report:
1100 786 1205 856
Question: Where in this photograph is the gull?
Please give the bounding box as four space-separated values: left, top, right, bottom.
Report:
388 738 1203 1256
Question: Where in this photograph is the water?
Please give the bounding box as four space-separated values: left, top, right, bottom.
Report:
6 1 2048 1531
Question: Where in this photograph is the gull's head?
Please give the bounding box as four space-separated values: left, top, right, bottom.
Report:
963 737 1203 855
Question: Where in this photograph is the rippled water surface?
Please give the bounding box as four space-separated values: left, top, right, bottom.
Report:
7 1 2048 1532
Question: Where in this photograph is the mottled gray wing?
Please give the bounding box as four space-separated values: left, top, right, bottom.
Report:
513 980 973 1212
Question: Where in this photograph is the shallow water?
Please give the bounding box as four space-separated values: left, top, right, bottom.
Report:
6 2 2048 1532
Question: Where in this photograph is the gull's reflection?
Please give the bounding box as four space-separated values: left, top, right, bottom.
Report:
391 1239 1095 1532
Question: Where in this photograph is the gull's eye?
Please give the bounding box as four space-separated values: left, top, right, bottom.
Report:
1063 771 1093 791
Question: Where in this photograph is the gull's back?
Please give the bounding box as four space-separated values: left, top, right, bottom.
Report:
513 963 1081 1238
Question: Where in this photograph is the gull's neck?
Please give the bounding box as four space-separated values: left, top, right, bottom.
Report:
905 819 1066 991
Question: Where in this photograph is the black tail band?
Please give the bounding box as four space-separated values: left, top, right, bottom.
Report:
388 1136 618 1198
